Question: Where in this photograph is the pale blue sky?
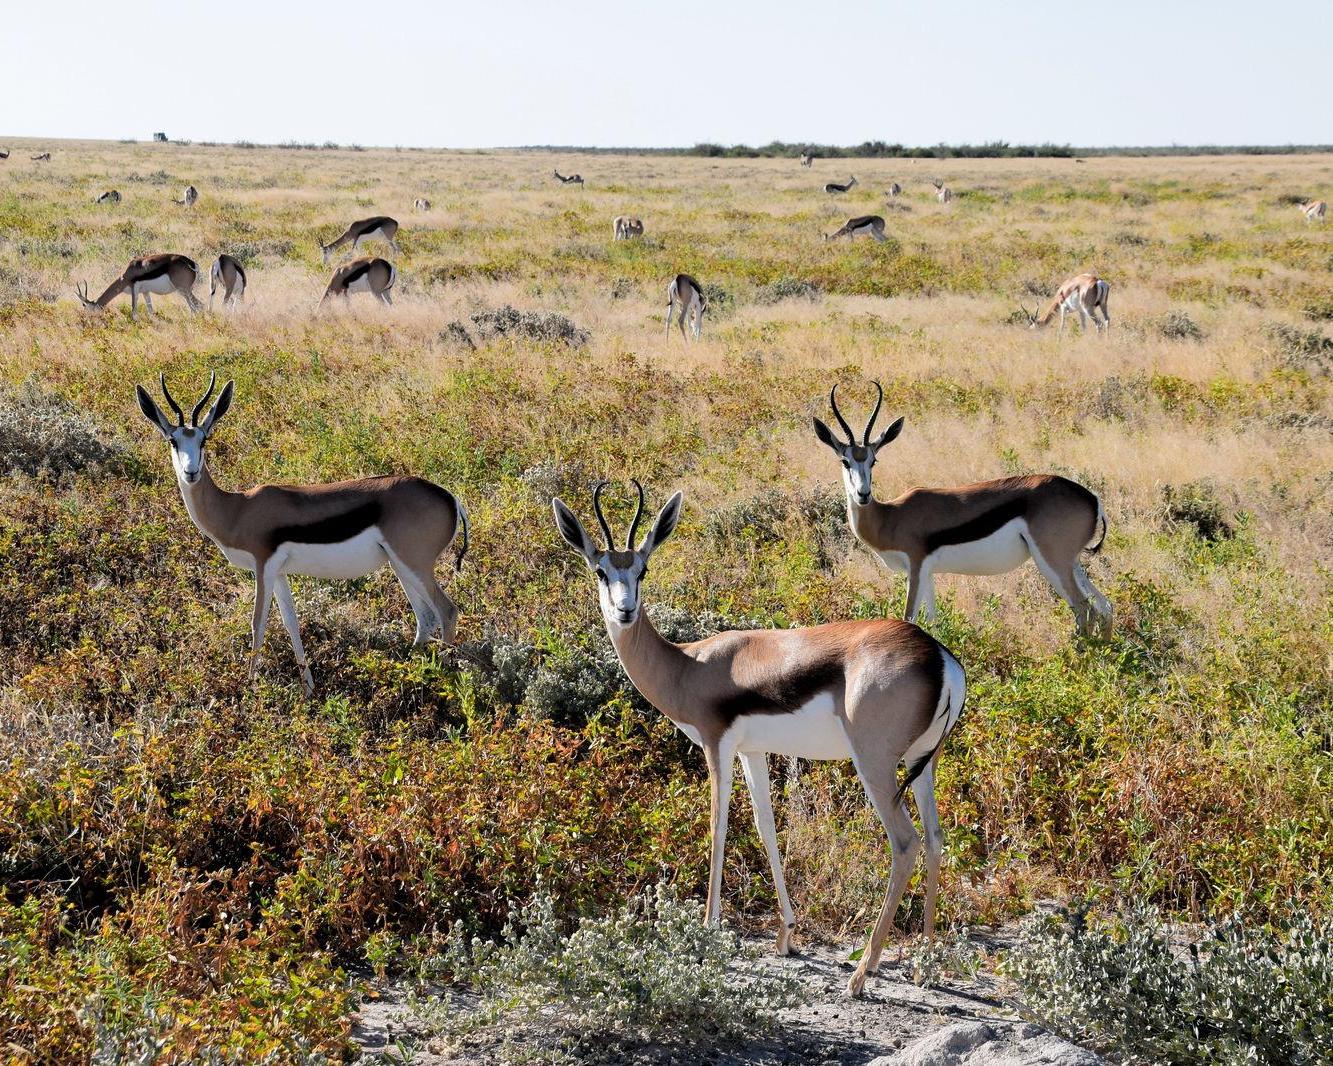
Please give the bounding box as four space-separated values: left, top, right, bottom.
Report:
5 0 1329 148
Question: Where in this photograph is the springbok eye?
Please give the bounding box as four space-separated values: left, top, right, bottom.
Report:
841 459 850 469
594 568 607 583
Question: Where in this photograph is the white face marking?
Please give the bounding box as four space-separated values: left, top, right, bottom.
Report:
168 426 207 485
593 552 647 628
837 447 876 506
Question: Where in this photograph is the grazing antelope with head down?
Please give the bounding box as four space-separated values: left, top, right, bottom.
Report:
553 481 965 996
135 374 468 694
1021 273 1110 335
322 256 396 306
31 152 50 161
209 254 247 310
1300 200 1326 223
613 216 644 240
176 185 198 206
320 216 400 265
76 254 201 320
664 273 705 341
814 383 1112 639
553 169 584 186
414 198 431 212
824 175 858 194
825 215 887 242
94 190 121 204
931 180 952 203
887 182 902 198
0 149 9 160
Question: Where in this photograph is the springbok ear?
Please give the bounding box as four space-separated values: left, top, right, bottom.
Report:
135 385 174 438
813 417 842 450
552 498 598 561
200 380 234 435
639 491 683 557
872 416 905 450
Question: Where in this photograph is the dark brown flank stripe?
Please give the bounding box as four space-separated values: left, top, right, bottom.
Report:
714 658 844 726
268 501 382 552
849 215 882 228
134 260 174 282
923 498 1027 554
342 260 374 285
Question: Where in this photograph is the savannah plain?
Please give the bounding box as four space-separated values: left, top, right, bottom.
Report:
1 140 1331 1062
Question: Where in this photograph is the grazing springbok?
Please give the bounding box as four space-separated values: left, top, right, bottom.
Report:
94 190 122 204
320 216 400 265
553 169 584 186
321 256 396 306
613 215 644 240
814 383 1112 639
824 176 858 194
176 185 198 206
800 152 815 167
1300 200 1327 223
887 182 902 198
825 215 887 242
414 198 431 212
664 273 706 341
0 149 9 160
31 152 50 161
931 181 952 203
76 254 202 320
209 254 247 310
1021 273 1111 335
553 481 966 995
135 374 468 694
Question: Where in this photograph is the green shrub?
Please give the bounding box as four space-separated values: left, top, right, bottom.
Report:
1161 481 1233 541
1159 310 1205 341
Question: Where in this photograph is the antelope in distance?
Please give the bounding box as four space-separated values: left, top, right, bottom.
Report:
320 216 400 265
1021 273 1111 335
414 197 431 212
825 215 887 242
825 176 858 194
553 482 966 995
76 254 202 320
0 149 9 160
209 254 247 310
94 190 122 204
553 169 584 186
814 383 1112 639
931 180 952 203
135 374 468 694
613 215 644 240
665 273 705 341
176 185 198 206
31 152 51 161
887 182 902 198
1300 199 1326 223
800 152 815 167
321 256 396 306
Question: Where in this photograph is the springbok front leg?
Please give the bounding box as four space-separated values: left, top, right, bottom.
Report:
739 751 796 955
273 575 314 694
248 563 276 683
703 742 735 926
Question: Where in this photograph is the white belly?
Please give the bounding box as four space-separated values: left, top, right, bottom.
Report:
877 549 910 573
135 275 178 295
278 525 389 579
219 545 257 571
729 693 852 760
929 518 1031 576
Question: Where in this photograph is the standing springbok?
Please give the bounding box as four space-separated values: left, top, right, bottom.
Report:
321 256 396 306
825 215 887 242
76 254 202 320
1021 273 1111 335
209 254 247 310
824 176 858 194
800 152 815 167
887 182 902 198
814 383 1112 638
552 481 966 996
135 374 468 694
1300 200 1326 223
553 169 584 186
414 198 431 212
613 215 644 240
665 273 705 341
0 149 9 160
94 190 122 204
931 180 952 203
176 185 198 206
31 152 50 161
320 216 400 265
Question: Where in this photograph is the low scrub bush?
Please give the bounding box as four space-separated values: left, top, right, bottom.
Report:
1267 322 1333 373
1159 309 1205 341
754 278 822 304
0 382 128 478
446 305 590 348
1161 480 1233 541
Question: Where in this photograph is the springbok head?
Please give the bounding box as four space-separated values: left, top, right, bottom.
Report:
135 372 235 485
812 382 904 506
553 480 683 628
1019 302 1039 329
74 281 100 311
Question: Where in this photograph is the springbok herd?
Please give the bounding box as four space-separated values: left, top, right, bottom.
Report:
12 147 1329 996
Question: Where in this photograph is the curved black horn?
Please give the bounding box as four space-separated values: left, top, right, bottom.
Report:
591 480 615 550
863 380 884 445
190 371 217 427
159 373 185 426
829 384 855 444
626 478 646 549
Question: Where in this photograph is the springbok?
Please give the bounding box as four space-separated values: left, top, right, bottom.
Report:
613 216 644 240
209 254 247 310
664 273 705 341
931 181 952 203
1021 273 1111 335
414 198 431 212
76 254 201 320
320 216 400 265
31 152 50 161
887 182 902 198
800 152 815 167
1300 200 1326 223
176 185 198 206
134 374 468 694
825 215 887 242
552 481 966 996
814 383 1112 638
824 176 858 194
0 149 9 160
322 256 396 306
553 170 584 186
94 190 122 204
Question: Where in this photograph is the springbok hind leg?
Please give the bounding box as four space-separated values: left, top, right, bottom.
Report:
739 751 796 955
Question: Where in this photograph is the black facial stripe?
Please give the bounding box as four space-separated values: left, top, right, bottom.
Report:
714 659 844 726
269 501 382 551
924 498 1028 554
